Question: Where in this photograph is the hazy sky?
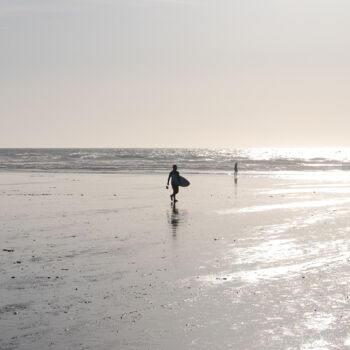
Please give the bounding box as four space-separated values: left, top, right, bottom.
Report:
1 0 350 147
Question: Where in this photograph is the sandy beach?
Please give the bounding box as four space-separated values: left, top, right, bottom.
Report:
1 171 350 349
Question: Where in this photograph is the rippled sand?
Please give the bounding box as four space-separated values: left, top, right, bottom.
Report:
1 171 350 349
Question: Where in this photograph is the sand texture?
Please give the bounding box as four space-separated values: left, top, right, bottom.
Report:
1 172 350 349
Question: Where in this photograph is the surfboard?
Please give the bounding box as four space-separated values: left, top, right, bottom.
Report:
178 176 190 187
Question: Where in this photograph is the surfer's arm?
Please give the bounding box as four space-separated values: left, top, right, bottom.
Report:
166 172 171 186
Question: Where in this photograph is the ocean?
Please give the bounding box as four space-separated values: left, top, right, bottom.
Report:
0 148 349 173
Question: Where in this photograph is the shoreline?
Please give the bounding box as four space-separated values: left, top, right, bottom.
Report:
0 168 349 176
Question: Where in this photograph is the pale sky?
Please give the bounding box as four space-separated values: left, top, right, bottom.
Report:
1 0 350 147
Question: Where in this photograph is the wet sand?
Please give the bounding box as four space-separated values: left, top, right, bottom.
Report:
1 171 350 349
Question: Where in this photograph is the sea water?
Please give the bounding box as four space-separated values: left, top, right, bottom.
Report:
0 148 349 173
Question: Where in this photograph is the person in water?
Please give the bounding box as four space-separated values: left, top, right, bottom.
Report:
166 164 180 202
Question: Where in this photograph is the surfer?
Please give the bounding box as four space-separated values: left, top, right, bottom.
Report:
234 162 238 184
166 165 180 202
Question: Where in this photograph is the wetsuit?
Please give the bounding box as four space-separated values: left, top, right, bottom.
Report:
168 170 180 197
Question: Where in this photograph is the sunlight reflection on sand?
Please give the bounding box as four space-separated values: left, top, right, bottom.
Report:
217 198 350 214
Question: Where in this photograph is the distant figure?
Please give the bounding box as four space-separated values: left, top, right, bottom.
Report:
166 164 180 202
234 162 238 184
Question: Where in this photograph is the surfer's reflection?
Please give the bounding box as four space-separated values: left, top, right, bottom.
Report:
233 173 238 196
167 203 186 237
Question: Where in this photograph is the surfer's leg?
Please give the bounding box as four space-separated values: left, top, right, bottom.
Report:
173 185 179 201
171 184 176 201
